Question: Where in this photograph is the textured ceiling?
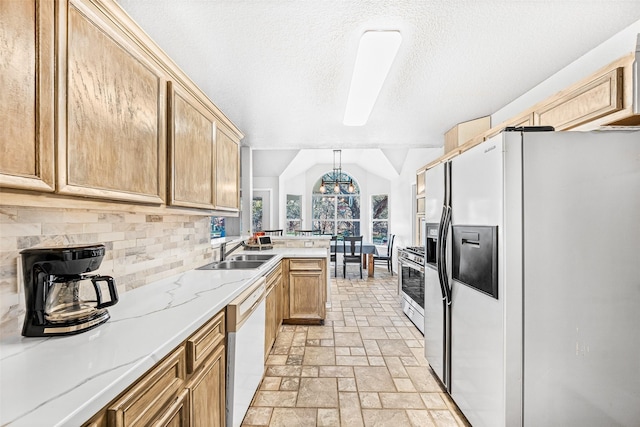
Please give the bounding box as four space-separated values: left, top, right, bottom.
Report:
117 0 640 150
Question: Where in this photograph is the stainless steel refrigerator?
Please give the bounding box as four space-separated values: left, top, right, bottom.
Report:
424 128 640 427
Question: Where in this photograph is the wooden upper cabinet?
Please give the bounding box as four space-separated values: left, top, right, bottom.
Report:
534 67 624 130
215 128 240 211
444 116 491 154
416 170 425 197
168 81 217 209
0 0 55 192
57 0 166 204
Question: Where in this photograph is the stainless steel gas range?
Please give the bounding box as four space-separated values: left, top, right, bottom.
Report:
398 246 425 334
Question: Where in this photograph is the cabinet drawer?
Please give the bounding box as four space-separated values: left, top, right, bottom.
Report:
107 346 186 427
152 388 189 427
186 309 225 374
288 258 323 271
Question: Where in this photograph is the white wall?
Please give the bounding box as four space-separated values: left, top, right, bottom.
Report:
390 148 442 252
493 20 640 124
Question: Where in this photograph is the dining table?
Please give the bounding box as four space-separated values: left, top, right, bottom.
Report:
331 240 379 277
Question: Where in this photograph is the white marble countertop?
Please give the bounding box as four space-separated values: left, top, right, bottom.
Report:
0 248 328 426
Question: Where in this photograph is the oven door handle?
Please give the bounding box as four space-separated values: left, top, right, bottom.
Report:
399 258 424 273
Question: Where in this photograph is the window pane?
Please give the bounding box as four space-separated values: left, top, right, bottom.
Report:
312 196 335 220
287 220 301 234
313 220 334 235
286 195 301 220
372 221 388 244
372 195 388 220
337 196 360 219
252 197 263 231
337 221 360 237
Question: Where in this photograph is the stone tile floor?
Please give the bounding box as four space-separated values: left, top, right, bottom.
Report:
242 268 470 427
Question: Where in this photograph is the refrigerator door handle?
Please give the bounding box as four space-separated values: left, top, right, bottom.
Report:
441 205 452 305
436 207 447 301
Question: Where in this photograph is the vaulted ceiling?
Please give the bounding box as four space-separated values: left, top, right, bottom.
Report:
117 0 640 153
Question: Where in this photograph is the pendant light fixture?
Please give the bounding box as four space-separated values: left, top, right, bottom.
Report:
319 150 355 194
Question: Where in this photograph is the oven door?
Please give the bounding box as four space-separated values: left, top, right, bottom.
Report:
399 257 425 334
400 259 425 309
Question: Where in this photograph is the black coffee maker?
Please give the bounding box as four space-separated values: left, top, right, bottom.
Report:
20 244 119 337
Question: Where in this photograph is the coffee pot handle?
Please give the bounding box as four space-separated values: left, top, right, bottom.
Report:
91 276 119 309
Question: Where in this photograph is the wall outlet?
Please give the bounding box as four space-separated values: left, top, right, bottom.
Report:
304 241 314 247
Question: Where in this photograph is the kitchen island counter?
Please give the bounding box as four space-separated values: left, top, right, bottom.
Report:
0 248 327 426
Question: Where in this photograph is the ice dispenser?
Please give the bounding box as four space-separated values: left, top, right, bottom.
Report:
452 225 498 299
425 223 439 269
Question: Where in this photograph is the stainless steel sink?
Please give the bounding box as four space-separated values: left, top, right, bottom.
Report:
228 254 275 262
197 260 265 270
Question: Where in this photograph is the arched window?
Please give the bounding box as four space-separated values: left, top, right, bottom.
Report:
312 172 360 236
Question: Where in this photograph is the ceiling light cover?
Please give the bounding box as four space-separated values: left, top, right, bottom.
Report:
343 30 402 126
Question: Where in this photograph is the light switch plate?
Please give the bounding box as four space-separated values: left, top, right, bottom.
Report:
304 241 313 247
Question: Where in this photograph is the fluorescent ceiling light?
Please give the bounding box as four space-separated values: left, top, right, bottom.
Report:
343 31 402 126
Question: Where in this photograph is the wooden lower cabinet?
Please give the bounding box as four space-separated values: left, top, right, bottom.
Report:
264 262 283 357
283 258 326 324
84 309 225 427
188 345 225 426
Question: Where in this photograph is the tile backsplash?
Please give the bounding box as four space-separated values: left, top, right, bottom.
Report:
0 205 219 334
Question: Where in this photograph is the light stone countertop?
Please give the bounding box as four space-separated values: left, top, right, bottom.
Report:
0 247 328 426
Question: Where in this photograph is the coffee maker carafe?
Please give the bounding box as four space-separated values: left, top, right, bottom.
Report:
20 245 118 337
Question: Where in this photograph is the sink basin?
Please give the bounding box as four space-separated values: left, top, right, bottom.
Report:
197 260 265 270
228 254 275 262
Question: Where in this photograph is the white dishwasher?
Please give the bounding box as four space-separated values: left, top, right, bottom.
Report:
226 277 266 427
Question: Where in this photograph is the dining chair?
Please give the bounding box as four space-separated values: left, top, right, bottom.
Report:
262 229 283 236
343 236 363 279
294 229 316 236
373 234 395 275
330 235 338 278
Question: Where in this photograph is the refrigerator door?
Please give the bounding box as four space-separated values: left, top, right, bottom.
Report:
449 134 505 427
424 162 446 387
521 131 640 426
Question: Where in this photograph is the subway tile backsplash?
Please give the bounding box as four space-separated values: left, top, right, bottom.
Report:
0 206 218 334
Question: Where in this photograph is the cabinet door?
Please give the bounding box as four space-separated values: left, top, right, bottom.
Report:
265 284 277 357
288 270 324 321
287 258 326 322
189 344 225 427
168 81 216 209
275 271 284 328
534 68 623 130
57 0 166 203
215 128 239 211
0 0 55 191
